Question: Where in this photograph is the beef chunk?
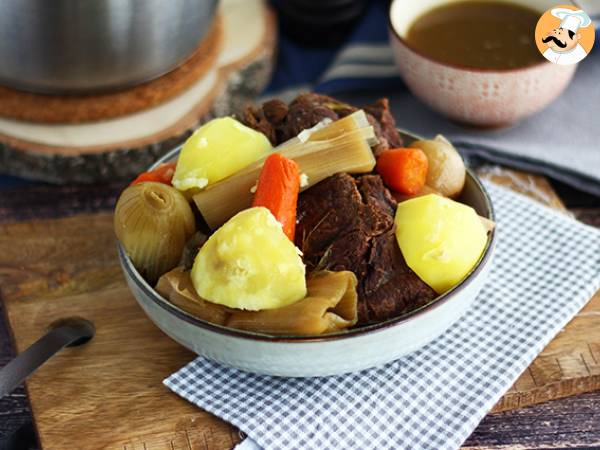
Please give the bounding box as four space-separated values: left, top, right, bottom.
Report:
279 94 339 142
296 173 364 261
241 93 403 152
360 232 436 323
364 98 403 157
357 175 396 235
242 105 277 144
296 173 437 325
262 99 288 124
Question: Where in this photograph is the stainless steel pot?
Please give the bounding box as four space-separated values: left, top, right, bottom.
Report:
0 0 218 94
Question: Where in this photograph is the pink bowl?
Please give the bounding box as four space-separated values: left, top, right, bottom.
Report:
388 0 577 127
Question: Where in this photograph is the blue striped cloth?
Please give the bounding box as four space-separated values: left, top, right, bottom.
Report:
267 0 600 96
264 0 600 196
266 1 400 97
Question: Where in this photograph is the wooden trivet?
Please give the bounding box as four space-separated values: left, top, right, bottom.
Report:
0 0 276 184
0 170 598 449
0 15 222 124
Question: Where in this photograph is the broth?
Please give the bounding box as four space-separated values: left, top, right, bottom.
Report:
405 1 544 69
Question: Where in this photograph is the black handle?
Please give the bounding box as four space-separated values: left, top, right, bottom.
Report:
0 318 94 398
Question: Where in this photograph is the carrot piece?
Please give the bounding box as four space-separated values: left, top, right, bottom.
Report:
130 162 177 186
376 148 428 195
252 153 300 241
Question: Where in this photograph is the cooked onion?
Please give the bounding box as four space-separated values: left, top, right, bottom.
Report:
409 135 466 198
114 182 195 284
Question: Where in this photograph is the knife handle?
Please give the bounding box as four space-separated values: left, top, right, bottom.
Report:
0 318 94 398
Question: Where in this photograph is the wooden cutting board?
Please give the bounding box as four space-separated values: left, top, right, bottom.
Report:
0 169 598 449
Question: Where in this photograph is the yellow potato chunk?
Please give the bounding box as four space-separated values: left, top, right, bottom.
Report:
394 194 487 294
172 117 271 192
191 207 307 310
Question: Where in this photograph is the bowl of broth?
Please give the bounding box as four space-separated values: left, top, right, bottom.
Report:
389 0 577 127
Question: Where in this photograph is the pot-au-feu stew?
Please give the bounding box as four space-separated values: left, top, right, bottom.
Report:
114 93 493 336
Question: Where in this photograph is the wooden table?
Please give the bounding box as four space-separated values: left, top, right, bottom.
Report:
0 173 598 449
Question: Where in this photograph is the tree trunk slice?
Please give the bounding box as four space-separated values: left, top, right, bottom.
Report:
0 0 276 184
0 169 598 449
0 16 223 124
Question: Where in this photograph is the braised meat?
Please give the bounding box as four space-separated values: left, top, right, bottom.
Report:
242 93 402 155
296 173 437 325
364 98 403 156
244 93 432 325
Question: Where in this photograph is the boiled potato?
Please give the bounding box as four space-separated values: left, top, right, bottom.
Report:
172 117 271 192
191 207 306 310
409 135 465 198
394 194 487 294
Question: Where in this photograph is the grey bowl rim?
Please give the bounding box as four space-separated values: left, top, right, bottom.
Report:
118 131 496 343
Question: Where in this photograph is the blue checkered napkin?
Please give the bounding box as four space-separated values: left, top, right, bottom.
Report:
164 181 600 450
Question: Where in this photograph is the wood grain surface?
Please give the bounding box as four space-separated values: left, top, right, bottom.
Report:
464 390 600 449
0 169 598 449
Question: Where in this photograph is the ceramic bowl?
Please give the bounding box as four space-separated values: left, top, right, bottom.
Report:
118 132 496 377
388 0 577 127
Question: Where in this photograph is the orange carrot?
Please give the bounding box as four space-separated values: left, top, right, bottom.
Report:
376 148 428 195
252 153 300 241
130 162 177 186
